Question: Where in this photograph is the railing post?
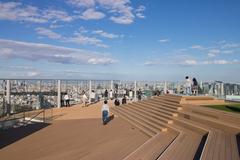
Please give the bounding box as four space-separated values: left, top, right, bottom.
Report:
134 80 137 101
57 80 61 108
6 80 11 116
89 80 92 97
164 81 167 94
111 80 113 90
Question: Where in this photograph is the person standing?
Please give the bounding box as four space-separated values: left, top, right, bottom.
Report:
90 90 96 103
109 90 113 100
129 89 133 100
185 76 192 95
122 95 127 105
104 89 108 100
64 93 70 107
192 77 198 96
137 89 142 101
82 92 88 107
61 93 65 107
101 100 110 125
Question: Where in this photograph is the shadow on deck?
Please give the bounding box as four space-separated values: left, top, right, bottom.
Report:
0 123 50 149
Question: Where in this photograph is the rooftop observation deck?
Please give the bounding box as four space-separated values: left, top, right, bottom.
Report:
0 95 240 160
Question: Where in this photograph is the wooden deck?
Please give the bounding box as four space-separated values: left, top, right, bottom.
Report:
1 95 240 160
0 102 148 160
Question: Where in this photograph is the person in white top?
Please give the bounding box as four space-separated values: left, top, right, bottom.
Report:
101 100 110 125
109 90 113 100
64 93 70 107
82 92 88 107
129 89 133 100
185 76 192 95
90 90 96 103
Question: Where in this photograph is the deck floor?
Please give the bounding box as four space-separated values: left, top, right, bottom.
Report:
0 102 148 160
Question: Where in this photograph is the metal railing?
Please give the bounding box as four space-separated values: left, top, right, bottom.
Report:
0 79 240 121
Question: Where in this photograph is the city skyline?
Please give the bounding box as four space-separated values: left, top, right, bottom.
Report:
0 0 240 81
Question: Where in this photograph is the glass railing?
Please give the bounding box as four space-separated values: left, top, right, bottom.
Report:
0 79 240 122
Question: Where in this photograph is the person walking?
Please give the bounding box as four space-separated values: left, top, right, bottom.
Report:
101 100 110 125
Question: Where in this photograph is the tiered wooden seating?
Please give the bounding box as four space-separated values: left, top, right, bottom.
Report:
112 94 240 160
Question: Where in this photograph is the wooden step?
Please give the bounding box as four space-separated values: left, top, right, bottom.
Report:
157 127 203 160
114 107 163 133
130 102 177 118
111 108 156 137
141 101 179 115
120 106 168 132
184 104 240 128
154 95 182 103
124 130 179 160
178 110 240 133
174 115 240 160
150 98 182 108
128 103 175 121
127 104 173 124
142 100 182 111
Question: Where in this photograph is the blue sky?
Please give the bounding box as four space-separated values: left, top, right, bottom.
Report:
0 0 240 82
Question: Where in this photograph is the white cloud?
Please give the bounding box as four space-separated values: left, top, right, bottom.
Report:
49 24 64 29
222 50 234 54
27 71 40 77
35 27 109 48
135 5 146 19
43 9 74 22
0 2 73 23
67 0 95 7
209 49 220 54
66 35 109 48
144 61 157 66
0 2 47 23
0 39 116 65
190 45 204 50
92 30 119 39
221 43 239 49
203 60 231 65
35 27 62 39
207 49 220 57
98 0 136 24
181 60 198 65
208 53 216 57
0 1 145 25
158 39 170 43
67 0 139 24
80 8 105 20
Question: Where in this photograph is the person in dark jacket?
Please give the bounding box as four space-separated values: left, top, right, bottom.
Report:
192 77 198 96
122 95 127 105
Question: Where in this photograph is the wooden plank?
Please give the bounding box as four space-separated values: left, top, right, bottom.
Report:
124 131 178 160
225 133 232 160
230 135 240 160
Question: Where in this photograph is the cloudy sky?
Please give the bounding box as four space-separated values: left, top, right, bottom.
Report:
0 0 240 81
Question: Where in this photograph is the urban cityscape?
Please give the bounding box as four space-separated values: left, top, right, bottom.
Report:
0 79 240 117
